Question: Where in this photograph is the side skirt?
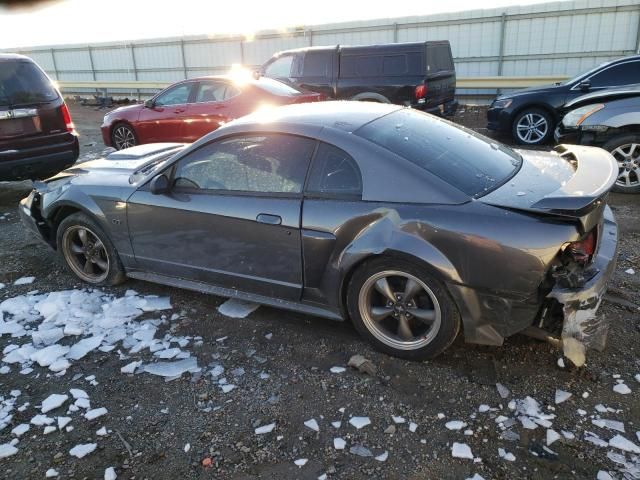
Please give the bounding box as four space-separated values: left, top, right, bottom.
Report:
126 270 344 322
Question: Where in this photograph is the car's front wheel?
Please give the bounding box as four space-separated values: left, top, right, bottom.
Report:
347 258 460 360
111 123 137 150
57 213 126 286
512 108 553 145
602 134 640 194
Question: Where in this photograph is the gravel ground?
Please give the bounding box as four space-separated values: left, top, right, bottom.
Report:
0 103 639 480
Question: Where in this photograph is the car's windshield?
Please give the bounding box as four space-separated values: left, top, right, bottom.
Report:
355 109 521 197
256 77 303 96
0 61 58 106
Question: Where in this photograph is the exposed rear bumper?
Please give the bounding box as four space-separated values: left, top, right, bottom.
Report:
547 205 618 366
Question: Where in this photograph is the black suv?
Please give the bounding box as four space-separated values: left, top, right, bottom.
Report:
260 41 457 115
487 55 640 145
0 54 79 181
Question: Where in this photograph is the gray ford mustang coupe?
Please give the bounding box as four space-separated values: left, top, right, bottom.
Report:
19 102 618 365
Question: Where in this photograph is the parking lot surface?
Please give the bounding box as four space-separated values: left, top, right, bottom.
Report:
1 103 639 479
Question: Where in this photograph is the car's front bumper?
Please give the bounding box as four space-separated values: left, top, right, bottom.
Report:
547 205 618 366
486 105 513 132
18 191 51 247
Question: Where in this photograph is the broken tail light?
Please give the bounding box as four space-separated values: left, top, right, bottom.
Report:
564 229 597 265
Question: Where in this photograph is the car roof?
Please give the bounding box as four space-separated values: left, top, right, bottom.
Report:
228 101 403 133
0 53 34 63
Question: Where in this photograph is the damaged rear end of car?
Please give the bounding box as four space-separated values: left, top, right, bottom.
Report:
480 144 619 366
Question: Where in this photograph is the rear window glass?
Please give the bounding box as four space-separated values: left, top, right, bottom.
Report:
355 109 521 197
426 44 454 73
256 78 302 96
0 61 58 106
341 52 423 77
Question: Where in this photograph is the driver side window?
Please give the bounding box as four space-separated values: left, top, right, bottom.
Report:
154 83 192 106
172 134 315 194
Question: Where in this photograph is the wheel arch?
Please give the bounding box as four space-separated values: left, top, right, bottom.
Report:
110 120 138 147
511 102 558 124
350 92 391 103
46 201 110 250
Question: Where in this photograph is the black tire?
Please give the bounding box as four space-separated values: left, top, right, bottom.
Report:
56 212 126 286
111 123 137 150
512 107 554 145
602 133 640 194
346 257 461 360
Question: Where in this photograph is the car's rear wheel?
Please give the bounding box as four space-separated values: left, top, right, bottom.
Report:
57 213 126 286
512 108 553 145
347 258 460 360
111 123 137 150
602 134 640 194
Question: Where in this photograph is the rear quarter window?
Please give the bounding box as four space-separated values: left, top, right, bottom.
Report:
355 109 521 197
426 44 454 74
341 52 423 77
0 61 58 106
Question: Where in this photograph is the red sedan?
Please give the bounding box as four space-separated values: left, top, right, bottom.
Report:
101 76 324 149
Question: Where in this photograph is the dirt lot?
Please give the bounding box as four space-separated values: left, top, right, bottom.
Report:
0 103 639 480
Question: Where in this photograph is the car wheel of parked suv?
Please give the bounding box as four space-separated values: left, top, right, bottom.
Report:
112 123 137 150
512 108 553 145
57 213 126 285
347 257 460 360
602 134 640 194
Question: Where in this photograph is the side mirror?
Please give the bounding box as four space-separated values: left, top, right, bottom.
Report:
144 99 155 108
578 80 591 92
252 69 261 80
149 174 169 195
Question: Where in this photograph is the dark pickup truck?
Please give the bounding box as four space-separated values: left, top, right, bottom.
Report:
259 41 457 115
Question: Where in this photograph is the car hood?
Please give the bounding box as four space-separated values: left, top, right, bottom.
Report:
497 83 565 101
106 103 144 118
43 143 185 189
479 145 617 231
565 84 640 109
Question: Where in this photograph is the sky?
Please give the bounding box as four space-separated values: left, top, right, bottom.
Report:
0 0 563 49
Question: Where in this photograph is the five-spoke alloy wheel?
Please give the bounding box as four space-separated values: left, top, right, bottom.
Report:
57 213 126 286
512 108 552 145
603 134 640 194
348 258 460 360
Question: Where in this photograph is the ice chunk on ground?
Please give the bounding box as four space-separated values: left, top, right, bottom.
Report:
69 389 88 399
294 458 308 467
45 468 59 478
304 419 319 432
349 416 371 429
11 423 29 436
49 358 71 373
555 389 572 404
32 328 64 346
84 407 108 420
31 414 54 425
44 426 56 434
75 397 90 409
584 432 609 447
155 348 182 359
452 442 474 459
597 471 613 480
592 419 625 433
217 298 260 318
104 467 117 480
96 426 107 436
332 421 341 428
221 384 236 393
255 423 275 434
496 383 510 399
445 421 467 430
69 443 97 458
0 443 18 458
547 429 561 445
57 418 71 429
41 394 68 413
478 405 491 413
466 475 486 480
392 416 406 424
67 335 104 360
334 437 346 449
625 268 635 275
144 358 199 377
350 444 373 457
609 434 640 453
613 383 631 394
30 345 70 367
409 422 418 432
183 443 190 453
330 366 346 373
498 447 516 461
375 451 388 462
121 361 142 374
14 276 35 285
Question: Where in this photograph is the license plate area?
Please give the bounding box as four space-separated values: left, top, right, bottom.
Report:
0 109 41 138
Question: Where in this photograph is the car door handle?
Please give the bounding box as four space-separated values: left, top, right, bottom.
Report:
256 213 282 225
173 108 186 113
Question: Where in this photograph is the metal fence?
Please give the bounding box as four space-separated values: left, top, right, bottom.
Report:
5 0 640 100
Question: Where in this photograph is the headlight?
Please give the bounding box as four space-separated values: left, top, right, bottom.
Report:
492 98 512 109
562 104 605 128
